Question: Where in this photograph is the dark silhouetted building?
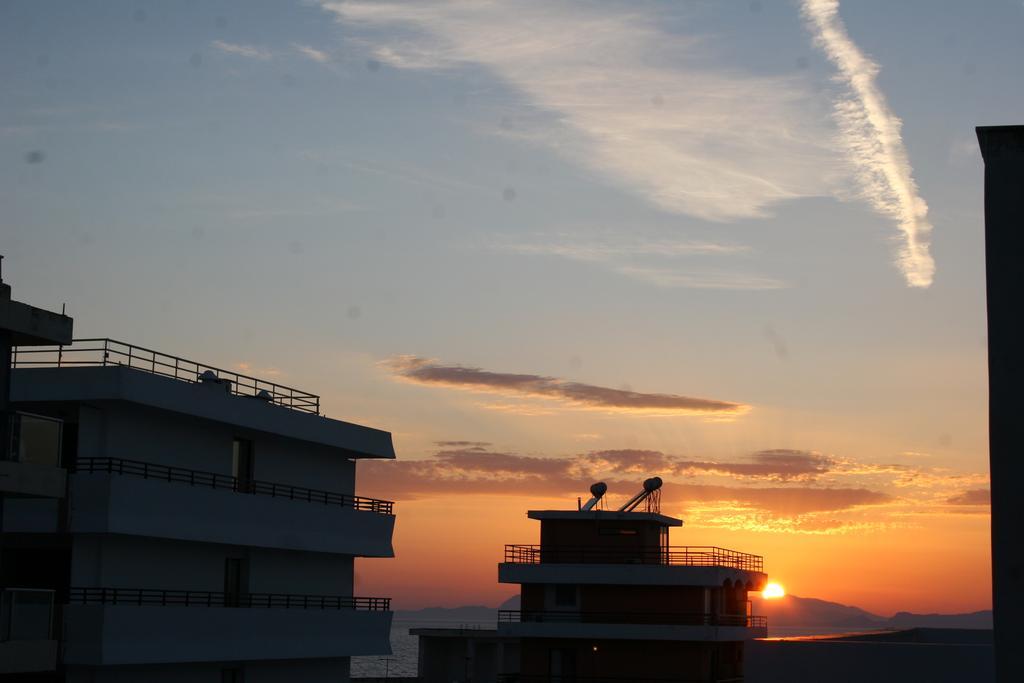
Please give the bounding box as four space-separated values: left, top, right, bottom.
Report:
1 271 397 681
977 124 1024 683
496 486 767 682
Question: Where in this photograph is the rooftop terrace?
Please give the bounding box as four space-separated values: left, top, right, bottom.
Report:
12 338 320 415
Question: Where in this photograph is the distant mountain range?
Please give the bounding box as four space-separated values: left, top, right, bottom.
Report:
748 594 992 630
395 594 992 631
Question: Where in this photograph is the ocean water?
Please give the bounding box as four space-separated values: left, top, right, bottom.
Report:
351 619 494 678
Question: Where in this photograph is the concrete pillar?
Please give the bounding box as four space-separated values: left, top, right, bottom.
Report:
976 124 1024 683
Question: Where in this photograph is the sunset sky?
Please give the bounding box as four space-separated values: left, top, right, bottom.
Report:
3 0 1016 615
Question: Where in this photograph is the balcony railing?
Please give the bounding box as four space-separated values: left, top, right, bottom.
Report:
497 676 743 683
504 545 763 572
72 457 394 515
68 587 390 610
499 610 766 629
11 338 320 414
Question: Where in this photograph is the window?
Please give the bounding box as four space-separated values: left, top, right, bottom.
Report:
554 584 577 607
7 413 62 466
224 558 249 607
232 438 254 492
1 588 54 641
221 667 244 683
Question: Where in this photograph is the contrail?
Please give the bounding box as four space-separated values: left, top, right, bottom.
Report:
802 0 935 288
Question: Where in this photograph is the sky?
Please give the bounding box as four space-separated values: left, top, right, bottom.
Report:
2 0 1017 615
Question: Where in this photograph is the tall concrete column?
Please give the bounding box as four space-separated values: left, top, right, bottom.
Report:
976 125 1024 683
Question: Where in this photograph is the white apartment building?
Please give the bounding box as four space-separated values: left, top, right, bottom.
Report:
2 281 396 683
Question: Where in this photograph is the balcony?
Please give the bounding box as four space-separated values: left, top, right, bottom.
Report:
497 677 744 683
498 609 766 641
505 545 762 571
500 546 766 590
0 588 58 674
69 458 396 556
63 587 392 665
12 338 320 414
501 610 766 628
497 677 743 683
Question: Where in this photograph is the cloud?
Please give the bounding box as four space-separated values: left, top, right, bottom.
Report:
383 356 749 417
801 0 935 288
587 448 832 482
319 1 841 222
434 440 492 449
211 40 273 60
677 449 833 481
665 482 890 516
496 237 786 290
357 446 892 523
946 489 990 506
293 43 331 62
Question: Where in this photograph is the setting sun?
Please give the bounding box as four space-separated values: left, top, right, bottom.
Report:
762 583 786 599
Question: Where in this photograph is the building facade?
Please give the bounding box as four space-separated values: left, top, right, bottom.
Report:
497 490 767 682
2 280 396 682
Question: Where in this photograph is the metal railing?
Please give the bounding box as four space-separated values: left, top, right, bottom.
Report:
497 676 743 683
68 587 390 610
499 610 766 629
72 457 394 515
11 338 320 414
504 545 763 572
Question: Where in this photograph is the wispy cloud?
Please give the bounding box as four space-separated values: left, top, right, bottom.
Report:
358 445 893 533
946 489 990 506
801 0 935 288
211 40 273 60
358 444 985 534
383 356 749 417
496 236 784 290
293 43 332 63
319 1 840 222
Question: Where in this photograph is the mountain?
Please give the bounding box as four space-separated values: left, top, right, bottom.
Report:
752 594 992 630
886 610 992 629
751 594 884 628
394 594 991 631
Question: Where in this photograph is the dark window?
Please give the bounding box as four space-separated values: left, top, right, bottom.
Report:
221 667 244 683
232 438 254 492
554 584 577 607
7 413 62 466
224 558 248 607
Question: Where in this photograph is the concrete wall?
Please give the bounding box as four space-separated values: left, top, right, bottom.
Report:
12 366 394 458
78 402 358 494
499 620 763 641
69 535 355 595
68 472 394 557
66 659 351 683
500 562 766 589
63 602 390 665
415 633 519 683
746 640 994 683
518 638 731 681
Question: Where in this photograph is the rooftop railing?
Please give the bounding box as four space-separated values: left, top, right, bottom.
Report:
497 676 744 683
68 587 390 610
11 338 320 415
504 545 763 573
72 457 394 515
499 609 767 629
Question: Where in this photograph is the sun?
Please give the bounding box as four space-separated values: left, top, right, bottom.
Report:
762 582 786 599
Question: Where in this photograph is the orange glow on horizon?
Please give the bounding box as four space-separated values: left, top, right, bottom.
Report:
762 582 786 599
